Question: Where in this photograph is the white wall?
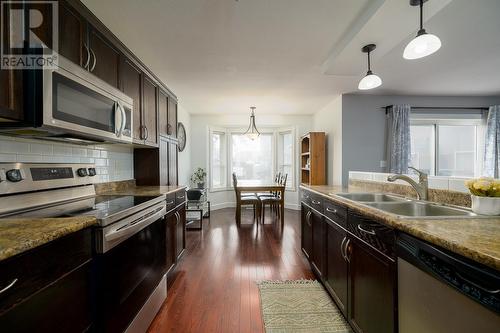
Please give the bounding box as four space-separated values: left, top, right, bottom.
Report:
312 95 342 186
0 135 133 182
190 113 313 210
177 104 191 186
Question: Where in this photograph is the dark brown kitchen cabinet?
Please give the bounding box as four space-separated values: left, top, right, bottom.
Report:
119 57 142 141
158 90 169 137
58 0 86 67
0 228 93 333
301 203 312 259
311 208 326 278
142 76 158 146
0 69 23 121
88 27 120 88
325 219 348 316
168 97 178 138
347 236 396 333
168 140 178 185
175 206 186 259
165 195 186 275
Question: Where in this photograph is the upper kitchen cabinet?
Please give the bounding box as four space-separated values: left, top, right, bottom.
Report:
0 69 23 122
168 97 178 138
158 90 169 137
119 57 142 141
58 0 86 67
88 28 120 88
142 76 158 146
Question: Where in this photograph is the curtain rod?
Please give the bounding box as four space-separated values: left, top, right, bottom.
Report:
382 105 489 114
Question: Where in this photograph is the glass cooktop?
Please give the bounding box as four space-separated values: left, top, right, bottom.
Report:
4 195 160 222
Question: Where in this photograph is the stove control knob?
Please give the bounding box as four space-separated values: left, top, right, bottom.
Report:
6 169 23 182
77 168 88 177
87 168 96 177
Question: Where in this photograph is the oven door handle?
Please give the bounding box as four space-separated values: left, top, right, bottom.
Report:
105 206 166 243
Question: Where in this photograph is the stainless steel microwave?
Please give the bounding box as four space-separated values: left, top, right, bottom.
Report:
0 56 133 144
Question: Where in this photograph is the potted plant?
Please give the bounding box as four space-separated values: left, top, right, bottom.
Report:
191 168 207 189
465 177 500 215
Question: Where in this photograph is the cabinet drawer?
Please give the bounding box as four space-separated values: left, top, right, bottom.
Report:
309 194 324 214
324 200 347 228
347 213 395 258
0 229 92 315
175 190 186 206
300 190 311 205
165 193 176 212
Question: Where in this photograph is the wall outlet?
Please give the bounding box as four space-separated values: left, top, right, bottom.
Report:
380 160 387 168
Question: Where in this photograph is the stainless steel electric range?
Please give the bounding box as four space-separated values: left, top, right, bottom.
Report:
0 163 168 333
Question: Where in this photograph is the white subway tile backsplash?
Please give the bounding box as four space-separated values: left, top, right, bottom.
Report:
0 135 133 183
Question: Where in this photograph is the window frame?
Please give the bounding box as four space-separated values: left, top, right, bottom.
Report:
208 126 296 193
208 127 228 191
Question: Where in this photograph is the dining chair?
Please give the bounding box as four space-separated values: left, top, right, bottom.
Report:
259 173 287 224
232 173 261 223
257 172 281 198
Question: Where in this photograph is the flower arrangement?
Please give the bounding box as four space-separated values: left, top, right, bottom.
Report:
190 168 207 188
465 177 500 197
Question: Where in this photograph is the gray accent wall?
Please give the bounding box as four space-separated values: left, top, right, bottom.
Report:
341 94 500 185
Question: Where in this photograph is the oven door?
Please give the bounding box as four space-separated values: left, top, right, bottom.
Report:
94 217 167 333
43 57 133 143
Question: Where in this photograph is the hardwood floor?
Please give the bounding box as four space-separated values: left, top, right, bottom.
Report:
148 207 314 333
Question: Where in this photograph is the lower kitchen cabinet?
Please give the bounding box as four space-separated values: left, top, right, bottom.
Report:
165 196 186 274
301 203 312 259
347 236 396 333
325 219 348 316
300 189 397 333
0 229 93 333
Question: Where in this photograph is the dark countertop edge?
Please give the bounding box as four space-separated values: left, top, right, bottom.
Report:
300 185 500 272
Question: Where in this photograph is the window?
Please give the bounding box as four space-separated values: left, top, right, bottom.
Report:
210 130 226 189
208 127 295 191
410 113 484 177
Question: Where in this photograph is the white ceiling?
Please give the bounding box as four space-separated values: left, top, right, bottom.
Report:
82 0 500 115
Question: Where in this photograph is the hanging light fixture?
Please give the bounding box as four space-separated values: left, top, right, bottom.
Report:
358 44 382 90
403 0 441 60
244 106 260 140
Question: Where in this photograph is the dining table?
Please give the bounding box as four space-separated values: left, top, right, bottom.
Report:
235 180 286 229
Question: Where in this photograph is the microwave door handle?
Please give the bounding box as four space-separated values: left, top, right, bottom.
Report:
114 102 123 137
120 102 127 136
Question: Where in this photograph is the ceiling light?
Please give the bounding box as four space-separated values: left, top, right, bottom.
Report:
358 44 382 90
403 0 441 60
244 106 260 140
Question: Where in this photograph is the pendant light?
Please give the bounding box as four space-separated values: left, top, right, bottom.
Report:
358 44 382 90
403 0 441 60
244 106 260 140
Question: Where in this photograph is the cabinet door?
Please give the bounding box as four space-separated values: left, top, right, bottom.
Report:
88 28 120 88
311 209 326 278
165 213 176 273
175 207 186 259
158 90 169 136
325 220 348 316
301 204 312 259
142 76 158 146
347 237 396 333
0 69 23 121
59 1 86 67
159 136 169 185
167 97 177 137
119 57 142 141
167 141 178 185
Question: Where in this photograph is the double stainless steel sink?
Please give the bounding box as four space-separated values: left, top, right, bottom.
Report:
334 192 478 218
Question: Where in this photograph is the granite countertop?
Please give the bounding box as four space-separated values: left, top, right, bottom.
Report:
0 185 186 262
301 185 500 272
0 216 97 262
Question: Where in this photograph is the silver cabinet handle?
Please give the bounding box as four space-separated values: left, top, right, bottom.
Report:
0 278 17 295
340 237 347 260
89 48 97 72
83 44 90 70
357 224 376 236
306 210 312 227
311 200 321 205
177 195 185 199
144 126 149 140
166 200 174 205
344 239 351 263
326 207 337 214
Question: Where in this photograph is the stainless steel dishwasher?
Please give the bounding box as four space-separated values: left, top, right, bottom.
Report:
397 233 500 333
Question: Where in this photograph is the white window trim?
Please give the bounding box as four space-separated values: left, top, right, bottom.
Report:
208 126 297 193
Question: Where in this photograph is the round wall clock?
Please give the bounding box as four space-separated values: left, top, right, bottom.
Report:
177 122 187 152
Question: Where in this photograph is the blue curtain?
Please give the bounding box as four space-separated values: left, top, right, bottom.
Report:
483 105 500 177
386 104 412 174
